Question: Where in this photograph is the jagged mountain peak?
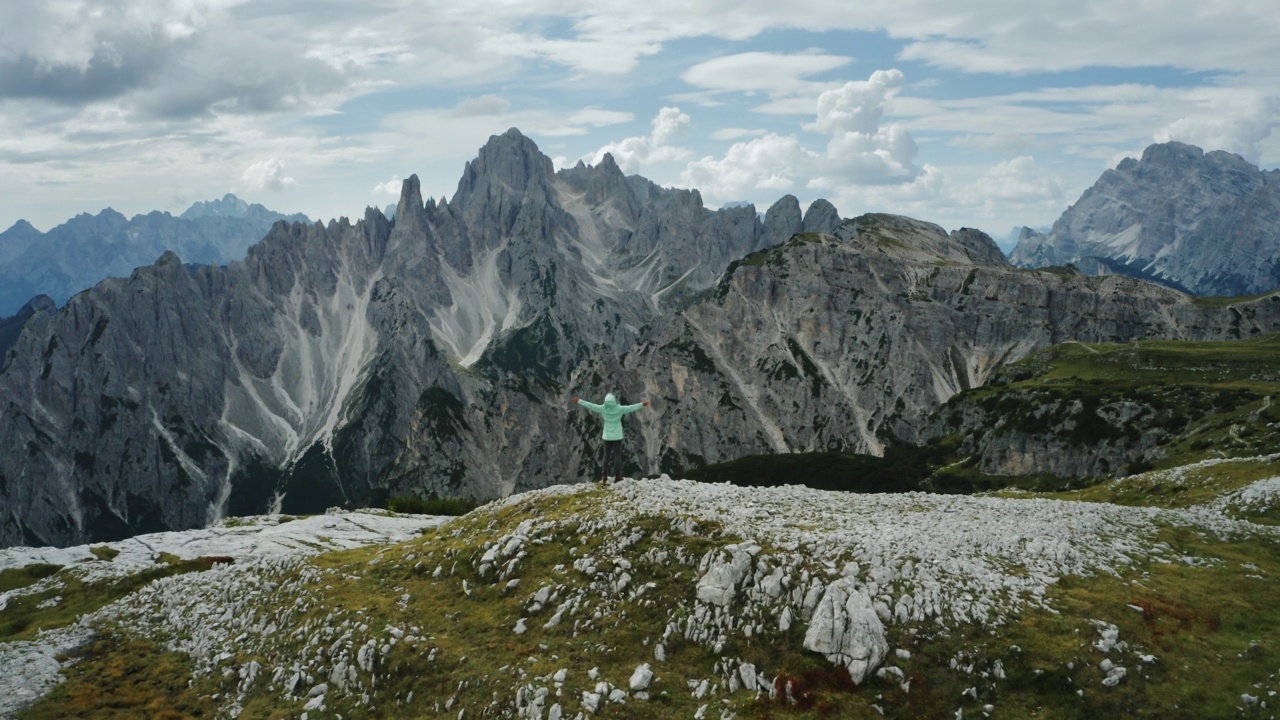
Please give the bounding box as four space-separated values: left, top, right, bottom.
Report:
18 294 57 314
71 207 128 225
181 193 251 220
802 198 841 234
1113 141 1262 187
595 151 622 173
763 194 802 240
1 218 39 237
452 128 556 209
395 173 425 220
1130 139 1257 172
1135 139 1204 165
0 192 311 316
13 127 1280 551
155 250 184 267
1011 140 1280 296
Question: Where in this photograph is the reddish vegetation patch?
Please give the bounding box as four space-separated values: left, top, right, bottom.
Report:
760 664 861 715
1130 597 1220 650
881 670 931 717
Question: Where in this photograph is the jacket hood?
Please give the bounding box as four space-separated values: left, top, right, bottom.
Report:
604 393 617 407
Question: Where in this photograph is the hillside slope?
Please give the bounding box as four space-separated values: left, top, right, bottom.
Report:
3 464 1279 719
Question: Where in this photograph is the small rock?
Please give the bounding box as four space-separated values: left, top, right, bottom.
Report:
629 663 653 691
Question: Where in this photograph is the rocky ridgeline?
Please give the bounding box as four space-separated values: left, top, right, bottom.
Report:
623 216 1280 468
0 194 309 317
0 128 834 549
1011 141 1280 297
6 472 1272 718
6 130 1280 550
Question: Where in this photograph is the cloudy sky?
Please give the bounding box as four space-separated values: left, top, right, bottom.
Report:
2 1 1278 248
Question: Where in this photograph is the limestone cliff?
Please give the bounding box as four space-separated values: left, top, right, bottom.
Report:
1010 141 1280 297
616 215 1280 474
0 130 810 547
3 130 1279 548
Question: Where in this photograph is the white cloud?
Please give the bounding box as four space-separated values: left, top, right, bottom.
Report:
538 107 635 136
683 133 816 199
241 158 296 192
3 0 1278 234
891 82 1280 166
833 164 947 218
960 156 1064 206
710 127 767 141
805 70 903 135
585 107 693 172
812 122 919 187
681 69 924 200
1155 97 1278 163
893 2 1280 77
835 156 1064 235
680 51 852 97
373 174 402 196
651 106 692 147
453 95 512 117
951 132 1045 155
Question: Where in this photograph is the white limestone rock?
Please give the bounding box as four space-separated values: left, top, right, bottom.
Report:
803 578 888 683
629 663 653 691
696 546 753 606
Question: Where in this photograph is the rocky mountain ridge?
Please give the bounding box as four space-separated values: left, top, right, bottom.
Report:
0 295 56 367
1010 141 1280 296
616 216 1280 473
0 129 828 548
0 194 309 316
2 129 1279 549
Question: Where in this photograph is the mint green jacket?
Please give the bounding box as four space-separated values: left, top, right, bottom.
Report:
577 393 645 441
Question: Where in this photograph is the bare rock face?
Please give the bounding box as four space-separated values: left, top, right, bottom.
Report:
802 578 887 684
763 195 803 244
695 545 754 606
1010 141 1280 296
4 128 1279 549
802 198 841 235
0 129 821 548
615 215 1280 471
0 295 56 367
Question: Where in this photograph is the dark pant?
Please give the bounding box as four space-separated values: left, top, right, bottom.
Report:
602 439 623 482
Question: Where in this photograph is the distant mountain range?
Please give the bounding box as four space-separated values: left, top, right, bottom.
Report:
3 128 1279 548
0 194 308 317
1010 142 1280 296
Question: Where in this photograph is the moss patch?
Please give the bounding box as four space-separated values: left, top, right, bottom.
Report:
0 558 222 642
19 631 218 720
